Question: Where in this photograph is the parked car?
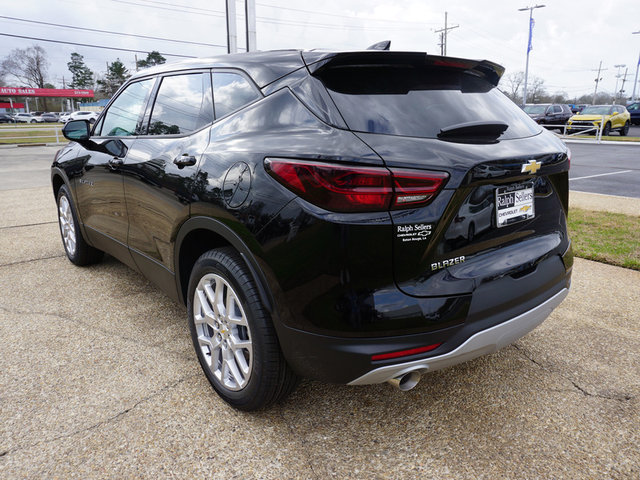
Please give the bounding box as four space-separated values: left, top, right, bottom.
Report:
0 113 16 123
522 103 572 130
627 102 640 125
571 104 587 113
59 112 72 123
40 113 59 123
14 113 38 123
68 110 99 124
53 49 572 410
566 104 631 135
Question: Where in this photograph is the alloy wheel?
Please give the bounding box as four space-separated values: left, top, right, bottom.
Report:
193 273 253 391
58 195 77 256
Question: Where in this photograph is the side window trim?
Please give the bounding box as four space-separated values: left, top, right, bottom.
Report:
93 76 157 138
142 69 215 138
211 68 263 121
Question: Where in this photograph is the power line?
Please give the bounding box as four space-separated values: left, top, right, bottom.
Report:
0 15 227 48
254 1 439 26
0 32 197 58
110 0 426 32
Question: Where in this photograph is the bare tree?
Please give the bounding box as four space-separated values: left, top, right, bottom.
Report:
0 45 49 88
528 76 547 104
501 71 525 102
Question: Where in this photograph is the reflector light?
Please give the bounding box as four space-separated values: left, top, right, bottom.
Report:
371 343 442 361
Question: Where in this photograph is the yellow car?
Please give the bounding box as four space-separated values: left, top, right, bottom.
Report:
566 104 631 136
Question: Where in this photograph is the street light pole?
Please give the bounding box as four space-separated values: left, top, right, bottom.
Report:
633 31 640 101
519 4 546 106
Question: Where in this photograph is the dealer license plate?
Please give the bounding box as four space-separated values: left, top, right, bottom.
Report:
495 182 535 228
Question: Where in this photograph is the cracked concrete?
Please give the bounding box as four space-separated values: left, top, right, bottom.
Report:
1 150 639 478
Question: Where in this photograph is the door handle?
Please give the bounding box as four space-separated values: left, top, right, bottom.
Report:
174 154 197 168
108 157 124 169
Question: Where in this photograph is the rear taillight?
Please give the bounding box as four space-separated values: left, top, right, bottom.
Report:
371 343 442 361
264 158 448 213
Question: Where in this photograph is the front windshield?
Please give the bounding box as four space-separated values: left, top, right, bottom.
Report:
580 106 611 115
523 105 547 114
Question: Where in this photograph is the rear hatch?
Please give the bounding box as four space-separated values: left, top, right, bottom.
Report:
303 51 570 300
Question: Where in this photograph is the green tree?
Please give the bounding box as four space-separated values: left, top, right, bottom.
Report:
97 59 130 97
136 51 166 69
67 53 94 89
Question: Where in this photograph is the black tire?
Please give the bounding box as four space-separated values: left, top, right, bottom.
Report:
187 247 298 411
602 122 611 136
56 185 103 266
620 121 629 136
30 119 37 123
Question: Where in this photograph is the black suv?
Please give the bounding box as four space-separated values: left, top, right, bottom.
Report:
523 103 573 130
52 50 572 410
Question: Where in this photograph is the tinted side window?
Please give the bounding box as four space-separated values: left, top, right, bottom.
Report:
213 72 261 118
553 105 562 113
99 79 154 137
148 73 213 135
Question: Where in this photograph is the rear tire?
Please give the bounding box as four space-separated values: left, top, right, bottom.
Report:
620 121 629 136
57 185 103 266
187 247 298 411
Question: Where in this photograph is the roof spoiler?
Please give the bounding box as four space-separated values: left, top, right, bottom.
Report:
303 51 505 87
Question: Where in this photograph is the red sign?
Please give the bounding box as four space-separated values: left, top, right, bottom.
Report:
0 87 94 98
0 102 25 108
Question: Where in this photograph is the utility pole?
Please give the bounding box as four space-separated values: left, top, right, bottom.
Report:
226 0 238 53
633 31 640 101
434 12 459 56
245 0 256 52
613 64 626 103
592 61 607 105
618 67 629 102
519 4 545 106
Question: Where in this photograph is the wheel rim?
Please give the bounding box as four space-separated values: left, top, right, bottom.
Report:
58 195 77 255
193 273 253 391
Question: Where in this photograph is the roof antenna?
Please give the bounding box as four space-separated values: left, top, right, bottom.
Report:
367 40 391 51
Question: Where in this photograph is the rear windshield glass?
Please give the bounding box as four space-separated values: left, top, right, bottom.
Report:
318 66 540 139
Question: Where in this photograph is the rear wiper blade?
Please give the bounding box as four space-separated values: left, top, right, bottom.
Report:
438 121 509 139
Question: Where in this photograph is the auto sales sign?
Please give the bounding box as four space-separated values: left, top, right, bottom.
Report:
0 87 94 97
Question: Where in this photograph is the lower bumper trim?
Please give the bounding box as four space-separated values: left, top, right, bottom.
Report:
348 287 569 385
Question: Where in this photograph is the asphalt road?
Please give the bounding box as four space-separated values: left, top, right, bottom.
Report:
0 146 639 478
568 142 640 198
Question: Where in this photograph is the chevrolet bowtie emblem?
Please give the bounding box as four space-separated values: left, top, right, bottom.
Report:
521 160 541 174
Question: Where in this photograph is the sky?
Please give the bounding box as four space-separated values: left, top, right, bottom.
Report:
1 0 639 100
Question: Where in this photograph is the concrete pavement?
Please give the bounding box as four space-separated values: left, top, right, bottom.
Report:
1 185 639 478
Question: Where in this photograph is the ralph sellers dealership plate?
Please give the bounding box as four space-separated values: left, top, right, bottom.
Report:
495 182 535 227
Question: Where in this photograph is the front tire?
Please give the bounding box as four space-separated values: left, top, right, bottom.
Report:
187 247 297 410
602 122 611 136
57 185 103 265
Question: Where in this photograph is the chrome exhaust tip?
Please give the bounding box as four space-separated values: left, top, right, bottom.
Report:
387 371 421 391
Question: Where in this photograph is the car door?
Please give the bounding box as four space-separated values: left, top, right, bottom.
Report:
120 71 214 299
74 77 155 268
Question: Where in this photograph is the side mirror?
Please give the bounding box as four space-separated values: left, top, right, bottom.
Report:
62 120 91 142
612 111 619 116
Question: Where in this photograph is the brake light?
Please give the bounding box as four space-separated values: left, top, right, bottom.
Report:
264 158 448 213
371 343 442 361
391 168 449 208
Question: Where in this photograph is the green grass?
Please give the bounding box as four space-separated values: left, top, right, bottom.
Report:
568 208 640 270
0 123 64 144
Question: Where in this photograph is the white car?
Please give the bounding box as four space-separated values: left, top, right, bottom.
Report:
59 112 72 123
14 113 38 123
68 111 99 124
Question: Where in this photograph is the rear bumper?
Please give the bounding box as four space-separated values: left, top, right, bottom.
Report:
348 287 568 385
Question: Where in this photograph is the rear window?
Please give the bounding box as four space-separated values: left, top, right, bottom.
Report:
317 66 540 140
